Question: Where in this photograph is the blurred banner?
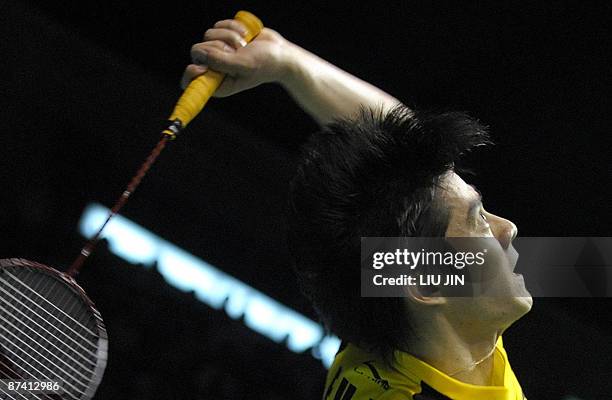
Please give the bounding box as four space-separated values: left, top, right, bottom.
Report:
78 203 341 367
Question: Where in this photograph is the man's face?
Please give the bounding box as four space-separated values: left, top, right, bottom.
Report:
438 171 532 331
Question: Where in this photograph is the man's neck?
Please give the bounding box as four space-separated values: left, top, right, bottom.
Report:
407 315 501 386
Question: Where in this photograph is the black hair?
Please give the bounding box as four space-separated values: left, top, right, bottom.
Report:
287 104 490 360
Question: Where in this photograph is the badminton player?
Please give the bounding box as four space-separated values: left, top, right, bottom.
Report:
182 20 532 400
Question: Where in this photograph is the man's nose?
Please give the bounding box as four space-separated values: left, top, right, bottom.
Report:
491 215 518 250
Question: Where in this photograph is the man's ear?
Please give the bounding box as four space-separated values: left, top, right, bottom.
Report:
404 282 446 306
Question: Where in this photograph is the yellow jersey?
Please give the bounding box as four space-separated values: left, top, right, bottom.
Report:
323 337 525 400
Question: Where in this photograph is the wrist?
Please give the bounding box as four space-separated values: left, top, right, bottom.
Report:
276 41 307 90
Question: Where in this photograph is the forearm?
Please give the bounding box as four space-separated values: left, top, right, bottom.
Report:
185 24 403 124
278 41 403 125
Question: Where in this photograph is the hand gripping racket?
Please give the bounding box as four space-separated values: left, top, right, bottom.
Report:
0 11 263 400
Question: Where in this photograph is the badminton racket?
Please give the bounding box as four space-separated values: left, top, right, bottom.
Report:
0 10 263 399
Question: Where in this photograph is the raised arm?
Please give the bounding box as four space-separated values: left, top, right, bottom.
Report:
182 19 403 125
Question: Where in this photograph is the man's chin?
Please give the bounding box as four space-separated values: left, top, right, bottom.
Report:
512 273 533 310
513 294 533 315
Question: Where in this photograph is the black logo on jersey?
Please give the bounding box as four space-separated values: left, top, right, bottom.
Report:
325 368 358 400
353 361 390 390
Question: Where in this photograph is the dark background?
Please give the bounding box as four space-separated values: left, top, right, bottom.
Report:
1 0 611 398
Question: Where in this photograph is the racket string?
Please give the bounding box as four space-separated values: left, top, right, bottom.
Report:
0 263 106 400
0 271 101 398
0 317 95 383
0 359 30 400
0 336 85 399
0 301 96 394
0 356 76 400
0 286 97 365
0 386 27 400
0 364 30 400
0 275 98 355
0 357 22 379
8 270 97 336
0 312 93 399
37 271 93 337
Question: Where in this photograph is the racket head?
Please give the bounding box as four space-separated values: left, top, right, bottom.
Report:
0 258 107 400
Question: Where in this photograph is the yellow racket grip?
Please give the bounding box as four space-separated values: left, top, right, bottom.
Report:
163 11 264 139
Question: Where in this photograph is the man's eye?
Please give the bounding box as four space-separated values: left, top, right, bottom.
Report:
480 211 487 222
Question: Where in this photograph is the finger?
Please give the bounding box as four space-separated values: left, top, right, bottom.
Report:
191 43 248 76
203 27 247 49
180 64 208 90
191 40 235 65
213 19 248 37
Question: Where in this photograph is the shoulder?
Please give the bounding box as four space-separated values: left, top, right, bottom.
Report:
323 343 420 400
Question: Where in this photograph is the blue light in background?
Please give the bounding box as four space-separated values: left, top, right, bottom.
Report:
79 203 340 368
